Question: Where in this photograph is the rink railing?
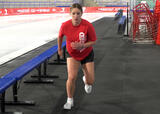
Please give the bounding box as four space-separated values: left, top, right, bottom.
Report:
0 0 80 8
0 1 129 8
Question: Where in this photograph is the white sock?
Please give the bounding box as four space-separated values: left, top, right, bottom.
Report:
67 97 73 103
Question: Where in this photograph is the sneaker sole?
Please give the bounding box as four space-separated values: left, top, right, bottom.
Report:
63 103 74 110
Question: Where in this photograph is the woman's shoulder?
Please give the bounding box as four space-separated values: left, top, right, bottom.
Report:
63 19 72 24
62 19 72 27
81 19 93 29
82 19 90 23
82 19 92 26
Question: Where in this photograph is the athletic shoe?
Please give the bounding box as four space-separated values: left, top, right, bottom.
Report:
83 76 92 94
63 101 74 110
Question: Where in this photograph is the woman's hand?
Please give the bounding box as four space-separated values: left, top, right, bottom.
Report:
71 41 84 50
58 49 63 58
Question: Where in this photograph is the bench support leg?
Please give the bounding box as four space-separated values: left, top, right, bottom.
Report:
23 65 54 84
1 92 23 114
1 92 5 112
49 47 66 65
5 82 35 105
31 61 59 79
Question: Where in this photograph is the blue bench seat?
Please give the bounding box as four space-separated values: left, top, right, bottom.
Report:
2 41 66 81
0 77 16 94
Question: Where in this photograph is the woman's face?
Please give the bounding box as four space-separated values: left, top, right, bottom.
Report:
70 8 82 26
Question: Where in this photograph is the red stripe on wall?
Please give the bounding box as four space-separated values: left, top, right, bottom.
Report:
0 7 127 16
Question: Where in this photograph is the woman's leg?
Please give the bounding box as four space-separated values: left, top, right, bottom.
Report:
82 62 95 94
82 62 95 85
64 57 80 109
66 57 80 98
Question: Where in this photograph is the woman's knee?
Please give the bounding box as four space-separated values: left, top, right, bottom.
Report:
68 74 77 83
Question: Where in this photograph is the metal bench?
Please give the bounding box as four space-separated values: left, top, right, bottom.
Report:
0 77 23 114
0 41 66 113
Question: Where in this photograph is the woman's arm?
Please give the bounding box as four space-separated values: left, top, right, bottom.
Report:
83 41 96 48
58 37 63 57
71 41 96 50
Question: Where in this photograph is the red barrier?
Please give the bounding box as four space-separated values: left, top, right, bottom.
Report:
0 7 70 16
0 7 127 16
155 0 160 45
154 0 160 18
132 3 157 42
156 17 160 44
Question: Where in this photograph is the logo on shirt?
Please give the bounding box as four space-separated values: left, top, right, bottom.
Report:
79 32 86 52
79 32 85 43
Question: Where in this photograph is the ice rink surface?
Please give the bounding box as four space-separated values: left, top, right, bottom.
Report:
0 12 115 65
